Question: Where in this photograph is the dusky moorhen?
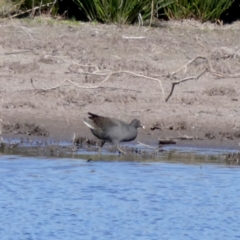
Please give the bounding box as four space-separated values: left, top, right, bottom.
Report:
83 112 144 154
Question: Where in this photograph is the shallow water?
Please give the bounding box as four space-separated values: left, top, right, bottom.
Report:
0 155 240 240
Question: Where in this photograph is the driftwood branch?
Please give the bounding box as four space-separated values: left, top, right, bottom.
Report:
166 68 207 102
32 55 240 103
31 70 165 99
165 55 240 102
170 56 214 77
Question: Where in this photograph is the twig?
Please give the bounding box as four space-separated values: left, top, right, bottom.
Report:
21 26 35 41
170 56 214 77
138 13 143 27
150 126 161 131
5 50 33 55
158 139 177 145
211 72 240 78
31 0 35 17
122 36 146 39
149 0 154 27
31 78 141 94
166 68 207 102
8 3 53 18
31 70 165 99
58 60 164 98
166 55 240 102
39 0 43 15
120 71 164 99
49 0 57 14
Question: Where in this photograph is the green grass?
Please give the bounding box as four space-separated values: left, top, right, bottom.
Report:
164 0 234 22
73 0 173 24
2 0 235 24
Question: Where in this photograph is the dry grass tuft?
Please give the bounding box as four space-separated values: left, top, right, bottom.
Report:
0 0 19 17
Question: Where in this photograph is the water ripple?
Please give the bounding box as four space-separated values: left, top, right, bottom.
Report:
0 156 240 240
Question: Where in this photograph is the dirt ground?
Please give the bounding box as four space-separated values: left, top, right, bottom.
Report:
1 17 240 151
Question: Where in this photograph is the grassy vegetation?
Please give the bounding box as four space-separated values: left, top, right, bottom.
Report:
73 0 173 24
164 0 235 22
0 0 17 16
0 0 236 23
0 0 56 17
12 0 54 10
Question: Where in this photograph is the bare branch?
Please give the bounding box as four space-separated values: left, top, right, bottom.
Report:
170 56 212 77
8 3 53 18
122 36 146 39
31 70 164 99
166 68 207 102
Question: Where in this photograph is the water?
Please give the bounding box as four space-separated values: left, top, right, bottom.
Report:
0 155 240 240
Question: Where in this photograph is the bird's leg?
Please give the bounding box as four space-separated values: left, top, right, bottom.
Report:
98 140 106 155
117 145 126 155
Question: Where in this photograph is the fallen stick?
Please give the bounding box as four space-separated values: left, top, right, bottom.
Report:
166 68 207 102
31 70 165 99
5 50 33 55
170 56 214 77
166 55 240 101
122 36 146 39
158 139 177 145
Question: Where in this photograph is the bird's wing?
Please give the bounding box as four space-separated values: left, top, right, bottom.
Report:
88 112 118 129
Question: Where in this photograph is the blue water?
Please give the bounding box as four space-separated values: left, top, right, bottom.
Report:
0 156 240 240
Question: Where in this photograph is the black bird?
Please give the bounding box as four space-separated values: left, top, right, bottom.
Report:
83 112 144 154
